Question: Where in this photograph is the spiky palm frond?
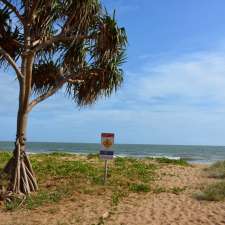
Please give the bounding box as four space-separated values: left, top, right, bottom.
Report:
65 48 126 105
32 60 61 95
0 7 22 66
1 0 127 106
30 0 60 40
67 10 127 105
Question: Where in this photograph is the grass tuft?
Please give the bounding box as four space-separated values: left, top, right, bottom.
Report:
170 187 185 195
114 157 156 183
87 153 99 160
111 190 128 206
194 181 225 201
0 151 11 169
5 198 22 211
153 186 167 194
5 187 70 211
205 160 225 179
129 183 150 193
153 157 189 166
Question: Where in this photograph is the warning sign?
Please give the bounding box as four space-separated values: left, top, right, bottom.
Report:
100 133 114 160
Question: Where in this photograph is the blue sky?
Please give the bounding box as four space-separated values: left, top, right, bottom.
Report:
1 0 225 145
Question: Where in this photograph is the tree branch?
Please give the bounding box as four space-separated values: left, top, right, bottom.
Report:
28 0 41 23
32 34 93 52
0 0 24 23
28 85 63 112
67 79 84 84
0 46 24 80
28 77 84 112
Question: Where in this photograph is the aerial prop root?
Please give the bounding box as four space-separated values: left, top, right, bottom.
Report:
3 138 38 195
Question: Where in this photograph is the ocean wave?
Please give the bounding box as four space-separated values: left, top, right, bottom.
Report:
23 150 217 164
115 154 181 160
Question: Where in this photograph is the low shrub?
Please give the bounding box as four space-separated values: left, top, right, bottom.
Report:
205 161 225 179
194 181 225 201
129 183 150 193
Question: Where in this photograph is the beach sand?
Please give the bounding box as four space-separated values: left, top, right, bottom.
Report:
0 163 225 225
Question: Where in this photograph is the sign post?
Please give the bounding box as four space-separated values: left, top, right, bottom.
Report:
100 133 114 184
104 160 108 184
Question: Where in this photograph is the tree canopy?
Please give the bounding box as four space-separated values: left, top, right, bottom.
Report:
0 0 127 107
0 0 127 195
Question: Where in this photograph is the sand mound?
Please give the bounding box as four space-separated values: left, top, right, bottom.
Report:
0 164 225 225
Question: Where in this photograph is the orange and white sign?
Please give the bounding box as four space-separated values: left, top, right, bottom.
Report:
101 133 114 150
100 133 115 160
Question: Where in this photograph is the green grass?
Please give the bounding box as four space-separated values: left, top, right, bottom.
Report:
0 152 11 190
205 160 225 179
170 187 186 195
0 151 11 169
113 157 157 182
152 186 185 195
0 152 159 210
111 190 128 206
87 153 99 160
46 152 74 157
129 183 150 193
153 186 167 194
194 160 225 201
5 187 70 210
32 157 99 178
25 188 70 209
194 181 225 201
153 157 189 166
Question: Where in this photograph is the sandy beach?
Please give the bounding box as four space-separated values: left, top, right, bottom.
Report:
0 154 224 225
1 0 225 224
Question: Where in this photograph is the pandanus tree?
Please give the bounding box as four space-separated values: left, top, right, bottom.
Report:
0 0 127 195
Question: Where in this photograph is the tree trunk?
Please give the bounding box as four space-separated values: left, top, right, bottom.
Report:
3 109 38 195
3 54 38 195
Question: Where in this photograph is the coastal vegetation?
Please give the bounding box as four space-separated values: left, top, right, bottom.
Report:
0 0 127 195
1 152 225 224
204 160 225 178
194 181 225 201
147 157 189 166
1 151 225 209
194 160 225 201
0 152 191 210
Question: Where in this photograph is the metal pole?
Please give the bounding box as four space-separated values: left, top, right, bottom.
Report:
104 160 108 184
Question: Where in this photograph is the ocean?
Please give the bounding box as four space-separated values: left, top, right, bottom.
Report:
0 141 225 164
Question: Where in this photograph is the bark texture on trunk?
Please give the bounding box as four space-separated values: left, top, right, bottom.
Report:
3 53 38 195
3 113 38 195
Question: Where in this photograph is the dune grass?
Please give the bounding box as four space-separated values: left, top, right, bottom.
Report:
0 152 160 210
0 152 11 168
0 152 190 209
194 160 225 202
204 160 225 179
129 183 150 193
153 157 189 166
194 181 225 201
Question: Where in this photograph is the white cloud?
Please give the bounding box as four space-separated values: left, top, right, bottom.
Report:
1 49 225 145
121 51 225 112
